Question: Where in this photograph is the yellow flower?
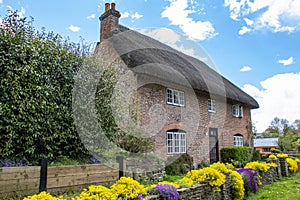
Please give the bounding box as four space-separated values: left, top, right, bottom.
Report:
286 158 298 173
158 181 179 188
268 154 277 159
277 153 288 158
23 191 64 200
244 161 270 172
110 177 147 199
230 171 244 200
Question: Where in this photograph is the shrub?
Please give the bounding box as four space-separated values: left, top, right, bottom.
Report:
165 153 193 175
251 149 261 161
185 167 226 192
286 158 298 173
0 11 89 163
74 185 115 200
220 147 251 167
110 177 147 199
244 161 270 172
236 168 258 195
23 192 63 200
230 171 245 200
149 184 178 200
277 153 288 158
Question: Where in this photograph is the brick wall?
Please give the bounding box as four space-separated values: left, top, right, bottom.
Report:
137 82 253 165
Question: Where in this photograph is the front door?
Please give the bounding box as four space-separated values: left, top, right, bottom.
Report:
209 128 219 163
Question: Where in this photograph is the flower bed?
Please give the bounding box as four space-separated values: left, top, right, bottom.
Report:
23 158 299 200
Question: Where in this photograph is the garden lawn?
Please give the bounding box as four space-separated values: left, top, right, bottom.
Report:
246 173 300 200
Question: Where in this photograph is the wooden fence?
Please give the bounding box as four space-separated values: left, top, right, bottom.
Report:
0 163 119 196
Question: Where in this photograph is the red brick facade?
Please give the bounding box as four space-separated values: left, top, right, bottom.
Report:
137 83 253 165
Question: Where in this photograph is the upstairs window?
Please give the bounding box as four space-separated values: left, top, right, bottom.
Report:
166 88 184 106
208 99 216 112
232 104 243 118
234 134 243 146
167 130 186 154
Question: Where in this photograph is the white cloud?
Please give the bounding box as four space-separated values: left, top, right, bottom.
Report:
240 66 252 72
278 56 294 66
121 11 143 20
87 13 96 19
224 0 300 34
162 0 216 40
238 26 251 35
138 28 209 62
121 11 130 19
68 25 80 32
131 12 143 19
242 72 300 132
0 0 3 4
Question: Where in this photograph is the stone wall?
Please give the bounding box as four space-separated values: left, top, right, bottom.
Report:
125 157 165 182
143 160 292 200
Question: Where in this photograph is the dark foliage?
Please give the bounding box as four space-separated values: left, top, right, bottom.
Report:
0 11 90 164
165 153 193 175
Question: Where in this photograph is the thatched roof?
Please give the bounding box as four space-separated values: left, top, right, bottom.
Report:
100 25 259 109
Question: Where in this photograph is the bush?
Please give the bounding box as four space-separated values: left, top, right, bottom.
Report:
251 149 261 161
0 11 90 163
220 147 251 167
165 153 193 175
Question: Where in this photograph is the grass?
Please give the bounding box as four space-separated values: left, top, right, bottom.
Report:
246 173 300 200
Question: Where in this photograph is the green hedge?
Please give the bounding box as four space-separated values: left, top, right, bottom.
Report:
0 11 89 164
220 146 252 167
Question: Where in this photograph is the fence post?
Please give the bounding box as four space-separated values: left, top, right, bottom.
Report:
39 158 48 192
116 156 125 179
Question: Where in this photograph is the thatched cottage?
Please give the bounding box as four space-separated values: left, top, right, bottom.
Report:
96 3 259 164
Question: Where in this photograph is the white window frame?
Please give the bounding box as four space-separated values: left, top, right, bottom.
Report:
167 130 186 154
208 99 216 112
232 104 243 118
166 88 184 107
234 135 243 146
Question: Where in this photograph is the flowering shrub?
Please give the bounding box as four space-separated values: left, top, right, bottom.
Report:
277 153 288 158
268 154 277 159
286 158 298 173
185 167 226 192
178 176 193 188
236 168 258 195
210 162 230 173
244 161 270 172
230 171 245 200
23 192 63 200
149 184 178 200
267 162 278 168
158 181 179 188
0 159 29 167
110 177 147 199
73 185 115 200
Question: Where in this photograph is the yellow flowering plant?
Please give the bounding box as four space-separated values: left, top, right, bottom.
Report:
277 153 288 158
268 154 277 159
185 167 226 192
230 171 245 200
73 185 115 200
178 176 193 188
23 192 64 200
286 158 298 173
267 162 278 168
244 161 270 172
110 177 147 199
157 181 179 188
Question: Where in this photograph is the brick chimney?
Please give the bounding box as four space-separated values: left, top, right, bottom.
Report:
99 3 121 42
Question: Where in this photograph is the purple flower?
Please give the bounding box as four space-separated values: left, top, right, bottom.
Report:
237 168 258 194
0 159 29 167
149 184 178 200
134 194 144 200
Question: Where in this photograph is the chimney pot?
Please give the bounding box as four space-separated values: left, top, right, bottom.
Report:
105 3 110 11
111 3 116 10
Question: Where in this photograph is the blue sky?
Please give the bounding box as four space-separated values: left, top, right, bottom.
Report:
1 0 300 132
